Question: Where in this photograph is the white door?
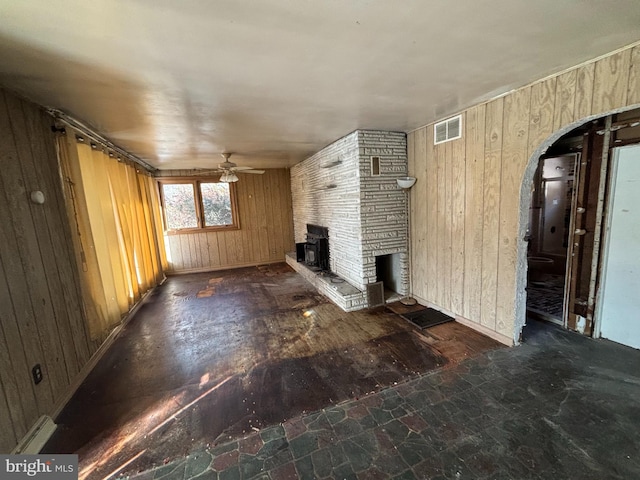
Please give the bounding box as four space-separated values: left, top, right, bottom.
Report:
598 144 640 349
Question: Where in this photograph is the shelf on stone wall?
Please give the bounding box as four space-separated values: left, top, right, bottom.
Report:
321 160 342 168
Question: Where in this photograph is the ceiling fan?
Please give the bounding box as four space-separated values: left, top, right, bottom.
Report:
196 153 265 182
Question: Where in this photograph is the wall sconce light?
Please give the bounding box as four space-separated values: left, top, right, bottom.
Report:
396 177 416 189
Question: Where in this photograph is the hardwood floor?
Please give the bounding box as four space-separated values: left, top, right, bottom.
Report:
43 263 501 479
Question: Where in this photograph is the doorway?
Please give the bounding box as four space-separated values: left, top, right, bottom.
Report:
522 107 640 345
526 154 577 325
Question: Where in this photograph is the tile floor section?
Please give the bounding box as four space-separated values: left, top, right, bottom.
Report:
526 274 565 322
122 320 640 480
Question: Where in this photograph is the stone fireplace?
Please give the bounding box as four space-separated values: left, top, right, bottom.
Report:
287 130 409 311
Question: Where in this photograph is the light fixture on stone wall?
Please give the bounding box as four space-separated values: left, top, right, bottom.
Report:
396 176 416 189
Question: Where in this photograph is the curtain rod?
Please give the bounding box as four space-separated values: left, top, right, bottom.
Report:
47 108 157 173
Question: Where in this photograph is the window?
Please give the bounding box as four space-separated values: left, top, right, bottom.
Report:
158 178 239 233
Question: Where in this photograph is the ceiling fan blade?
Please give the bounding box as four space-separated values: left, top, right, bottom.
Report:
230 166 253 171
194 169 223 175
240 169 265 174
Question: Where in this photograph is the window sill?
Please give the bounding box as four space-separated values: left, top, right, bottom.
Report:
165 225 240 235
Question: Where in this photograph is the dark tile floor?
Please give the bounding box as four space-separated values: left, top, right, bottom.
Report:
526 274 565 322
124 319 640 480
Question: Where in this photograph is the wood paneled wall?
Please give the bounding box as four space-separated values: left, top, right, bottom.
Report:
157 169 295 273
0 89 99 452
408 42 640 345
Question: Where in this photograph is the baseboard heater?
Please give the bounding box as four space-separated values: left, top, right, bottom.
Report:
12 415 56 454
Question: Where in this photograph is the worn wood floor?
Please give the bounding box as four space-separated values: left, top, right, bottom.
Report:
43 263 501 479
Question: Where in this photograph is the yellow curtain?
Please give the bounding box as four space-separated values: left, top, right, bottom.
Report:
57 129 166 340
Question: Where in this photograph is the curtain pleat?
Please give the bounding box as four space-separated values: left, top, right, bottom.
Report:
56 130 166 340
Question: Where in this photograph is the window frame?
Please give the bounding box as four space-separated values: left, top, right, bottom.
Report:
157 176 240 234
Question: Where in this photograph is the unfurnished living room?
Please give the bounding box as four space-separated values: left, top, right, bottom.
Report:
1 2 640 479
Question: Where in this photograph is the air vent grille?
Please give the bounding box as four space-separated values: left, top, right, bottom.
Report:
434 115 462 144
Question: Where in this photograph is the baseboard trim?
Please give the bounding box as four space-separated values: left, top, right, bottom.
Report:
410 294 514 346
166 259 284 275
51 286 156 420
11 415 56 454
454 315 514 346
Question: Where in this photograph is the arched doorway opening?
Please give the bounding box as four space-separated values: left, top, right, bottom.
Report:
518 106 640 346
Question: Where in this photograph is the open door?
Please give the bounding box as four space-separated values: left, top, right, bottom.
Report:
596 144 640 349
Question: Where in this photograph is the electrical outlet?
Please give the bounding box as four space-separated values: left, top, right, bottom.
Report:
32 364 43 385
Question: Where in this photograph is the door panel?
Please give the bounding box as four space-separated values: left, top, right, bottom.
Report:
598 145 640 349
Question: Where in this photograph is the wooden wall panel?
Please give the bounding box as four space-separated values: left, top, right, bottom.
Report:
495 88 531 336
0 88 97 452
553 70 577 131
424 126 438 302
409 128 428 302
463 105 485 321
161 169 295 273
435 141 447 308
528 78 558 154
575 63 595 120
480 98 504 331
450 136 466 314
592 50 631 114
627 45 640 105
408 42 639 345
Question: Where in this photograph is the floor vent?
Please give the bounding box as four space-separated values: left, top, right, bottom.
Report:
12 415 56 454
367 281 385 308
434 115 462 144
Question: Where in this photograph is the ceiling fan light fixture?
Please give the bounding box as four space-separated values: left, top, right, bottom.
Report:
227 172 239 182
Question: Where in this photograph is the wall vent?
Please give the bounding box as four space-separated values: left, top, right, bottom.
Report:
434 115 462 144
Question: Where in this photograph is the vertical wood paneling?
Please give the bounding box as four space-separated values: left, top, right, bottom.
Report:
450 133 466 315
443 142 453 310
592 50 632 114
435 141 447 308
0 93 56 413
411 128 428 299
425 126 438 302
163 169 294 272
528 78 558 155
480 98 504 330
7 95 75 395
29 108 87 363
553 70 577 131
0 260 27 447
463 105 485 321
411 128 428 295
407 42 639 344
0 375 17 452
628 45 640 105
575 63 595 120
496 88 531 336
0 88 98 452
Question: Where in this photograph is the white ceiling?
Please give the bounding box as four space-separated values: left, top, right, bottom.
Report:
0 1 639 170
